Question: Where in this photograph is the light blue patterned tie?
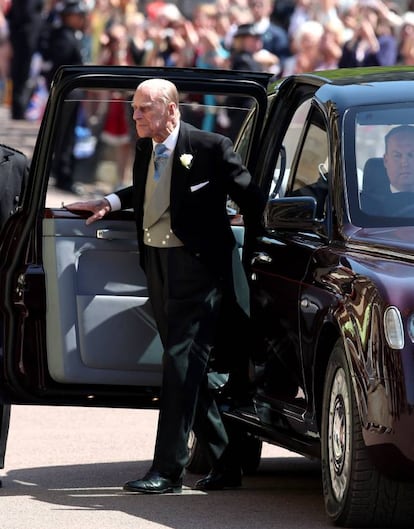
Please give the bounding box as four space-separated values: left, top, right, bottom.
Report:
153 143 169 181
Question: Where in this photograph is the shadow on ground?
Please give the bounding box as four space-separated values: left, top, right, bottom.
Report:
1 456 329 529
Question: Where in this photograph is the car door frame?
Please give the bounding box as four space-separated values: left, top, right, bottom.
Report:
0 65 271 407
246 77 332 443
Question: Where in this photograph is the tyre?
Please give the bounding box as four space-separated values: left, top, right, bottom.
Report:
187 430 262 475
321 339 414 528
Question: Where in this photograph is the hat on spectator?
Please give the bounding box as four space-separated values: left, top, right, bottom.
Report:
59 0 89 15
402 11 414 27
233 23 263 39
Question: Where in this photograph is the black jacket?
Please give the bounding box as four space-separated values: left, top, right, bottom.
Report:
116 121 265 287
46 24 84 86
0 145 29 230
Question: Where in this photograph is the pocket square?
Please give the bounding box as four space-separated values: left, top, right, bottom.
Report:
190 181 209 192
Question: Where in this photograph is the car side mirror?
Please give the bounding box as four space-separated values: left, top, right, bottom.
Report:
264 196 318 230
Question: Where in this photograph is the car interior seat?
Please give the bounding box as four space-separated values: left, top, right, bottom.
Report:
360 157 390 214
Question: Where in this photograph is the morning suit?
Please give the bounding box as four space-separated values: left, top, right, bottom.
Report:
0 144 29 468
116 121 265 479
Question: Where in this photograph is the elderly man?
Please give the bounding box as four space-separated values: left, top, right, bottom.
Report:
66 78 265 494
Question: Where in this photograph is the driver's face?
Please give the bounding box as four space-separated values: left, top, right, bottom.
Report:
384 132 414 192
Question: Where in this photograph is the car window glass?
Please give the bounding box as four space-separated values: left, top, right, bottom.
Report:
354 106 414 223
236 106 256 163
287 113 329 220
45 88 257 207
269 98 312 199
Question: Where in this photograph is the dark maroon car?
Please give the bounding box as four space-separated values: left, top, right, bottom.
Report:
2 65 414 528
232 67 414 528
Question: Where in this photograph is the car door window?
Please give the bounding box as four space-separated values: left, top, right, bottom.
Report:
287 110 329 220
46 88 257 207
269 98 312 199
42 86 260 387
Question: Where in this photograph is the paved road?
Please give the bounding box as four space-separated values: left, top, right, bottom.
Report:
0 105 333 529
1 405 333 529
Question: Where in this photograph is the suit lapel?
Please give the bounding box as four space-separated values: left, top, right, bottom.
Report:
171 122 196 215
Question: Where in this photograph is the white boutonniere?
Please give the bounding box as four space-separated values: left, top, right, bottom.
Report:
179 153 193 169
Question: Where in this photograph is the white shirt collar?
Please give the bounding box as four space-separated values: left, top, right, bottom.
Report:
152 121 180 153
255 18 270 33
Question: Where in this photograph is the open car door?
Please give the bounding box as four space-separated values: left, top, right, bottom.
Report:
0 65 270 408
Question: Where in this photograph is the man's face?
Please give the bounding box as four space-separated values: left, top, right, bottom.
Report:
131 86 174 142
65 12 88 31
383 131 414 192
248 0 270 20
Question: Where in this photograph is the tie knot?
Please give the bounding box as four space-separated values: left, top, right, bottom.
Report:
154 143 168 158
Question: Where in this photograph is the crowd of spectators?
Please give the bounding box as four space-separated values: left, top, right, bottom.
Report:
1 0 414 121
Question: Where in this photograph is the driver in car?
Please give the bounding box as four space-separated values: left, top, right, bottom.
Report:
383 125 414 193
362 125 414 216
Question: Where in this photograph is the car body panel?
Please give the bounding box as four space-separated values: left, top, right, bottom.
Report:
233 67 414 480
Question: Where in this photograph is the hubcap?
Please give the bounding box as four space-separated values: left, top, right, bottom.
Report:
328 367 351 502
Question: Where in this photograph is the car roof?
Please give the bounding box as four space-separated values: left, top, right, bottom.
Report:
271 66 414 113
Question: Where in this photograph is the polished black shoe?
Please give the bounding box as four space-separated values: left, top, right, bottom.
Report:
194 468 242 491
123 471 182 494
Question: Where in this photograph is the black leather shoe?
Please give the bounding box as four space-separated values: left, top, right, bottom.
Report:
123 471 182 494
194 468 242 491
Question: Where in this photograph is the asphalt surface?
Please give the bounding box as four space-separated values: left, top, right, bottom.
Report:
1 406 330 529
0 104 333 529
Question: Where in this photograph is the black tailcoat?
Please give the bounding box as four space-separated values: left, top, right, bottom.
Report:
115 122 265 476
116 121 264 289
0 145 29 230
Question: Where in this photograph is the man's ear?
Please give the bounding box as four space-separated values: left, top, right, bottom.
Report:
168 101 178 118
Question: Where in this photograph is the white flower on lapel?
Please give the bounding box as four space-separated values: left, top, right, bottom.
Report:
179 153 193 169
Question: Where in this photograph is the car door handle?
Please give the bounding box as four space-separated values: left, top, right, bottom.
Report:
251 252 273 265
96 229 137 240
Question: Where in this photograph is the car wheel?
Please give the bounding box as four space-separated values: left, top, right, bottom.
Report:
187 431 262 475
321 340 414 527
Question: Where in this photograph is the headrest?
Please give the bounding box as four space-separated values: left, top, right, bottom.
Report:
362 157 390 195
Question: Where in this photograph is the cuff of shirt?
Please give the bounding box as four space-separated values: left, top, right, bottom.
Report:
105 193 121 211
